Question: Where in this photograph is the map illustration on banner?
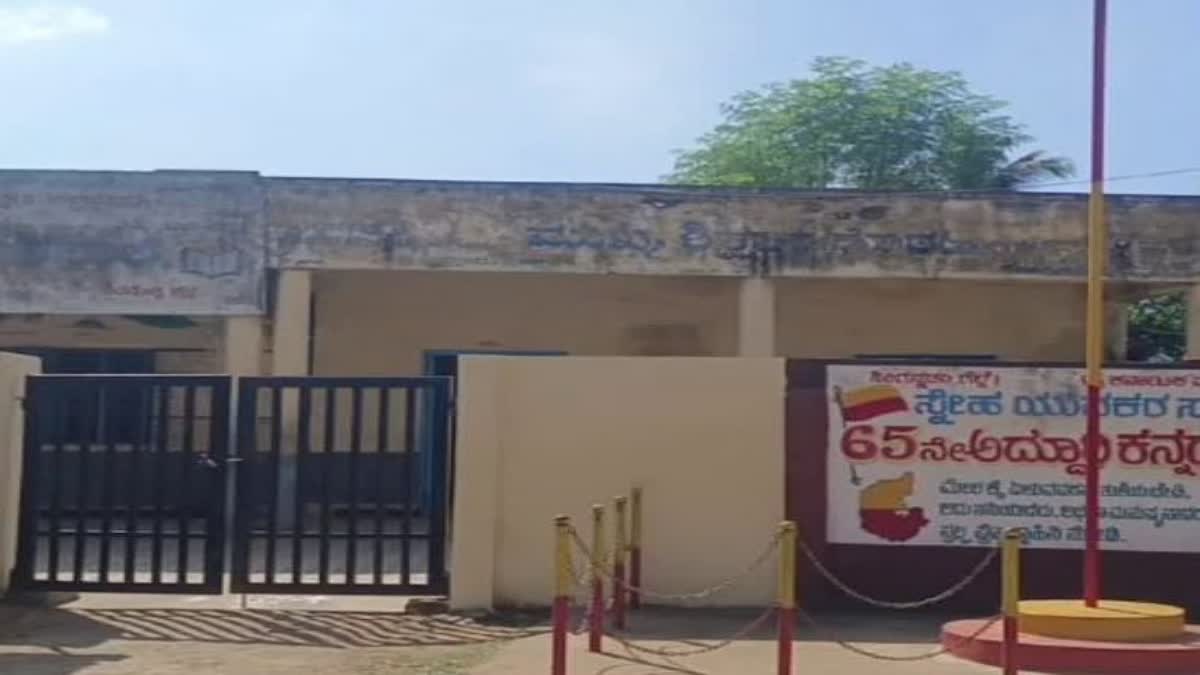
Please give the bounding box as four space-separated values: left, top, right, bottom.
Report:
826 365 1200 552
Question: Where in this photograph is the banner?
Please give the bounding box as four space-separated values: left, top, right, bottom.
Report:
826 364 1200 552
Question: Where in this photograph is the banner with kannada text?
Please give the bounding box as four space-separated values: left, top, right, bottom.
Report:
826 364 1200 551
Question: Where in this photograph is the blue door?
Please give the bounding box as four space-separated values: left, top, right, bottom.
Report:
420 350 566 508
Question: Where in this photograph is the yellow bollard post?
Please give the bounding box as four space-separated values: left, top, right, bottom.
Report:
613 496 628 629
629 486 643 610
551 515 572 675
1002 528 1023 675
589 505 606 653
777 521 797 675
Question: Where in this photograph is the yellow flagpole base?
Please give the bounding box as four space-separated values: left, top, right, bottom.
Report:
1018 599 1185 642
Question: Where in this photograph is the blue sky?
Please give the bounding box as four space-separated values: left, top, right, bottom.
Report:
1 0 1197 193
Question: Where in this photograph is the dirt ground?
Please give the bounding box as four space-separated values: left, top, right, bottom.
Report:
0 596 1021 675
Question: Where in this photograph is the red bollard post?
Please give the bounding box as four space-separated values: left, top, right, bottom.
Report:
777 522 797 675
551 515 572 675
612 496 628 630
589 505 606 653
1002 528 1023 675
629 487 643 610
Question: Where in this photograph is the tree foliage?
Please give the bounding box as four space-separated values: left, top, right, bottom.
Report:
1126 293 1185 362
668 57 1074 190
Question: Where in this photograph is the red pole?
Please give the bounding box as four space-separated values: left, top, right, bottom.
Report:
589 505 606 653
629 547 642 610
552 516 572 675
777 522 797 675
629 487 643 610
590 575 605 651
1084 0 1108 608
1002 529 1023 675
612 496 628 630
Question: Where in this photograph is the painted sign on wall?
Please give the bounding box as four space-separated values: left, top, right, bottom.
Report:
826 364 1200 552
0 172 265 314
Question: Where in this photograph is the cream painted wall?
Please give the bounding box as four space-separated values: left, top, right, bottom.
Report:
451 356 785 609
313 272 1092 377
0 352 41 594
311 271 741 375
776 279 1087 360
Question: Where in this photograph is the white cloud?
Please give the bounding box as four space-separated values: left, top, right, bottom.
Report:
0 5 110 46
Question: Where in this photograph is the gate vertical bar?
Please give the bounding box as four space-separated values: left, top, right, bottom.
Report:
97 382 118 584
207 379 231 592
72 381 94 583
374 386 390 585
319 385 335 586
266 385 283 584
178 385 196 584
346 387 363 586
426 379 450 588
151 384 170 584
401 387 416 585
231 379 258 591
293 384 312 586
124 383 152 584
46 385 64 582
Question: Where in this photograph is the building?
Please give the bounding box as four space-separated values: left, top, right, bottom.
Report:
4 169 1200 605
1 169 1198 381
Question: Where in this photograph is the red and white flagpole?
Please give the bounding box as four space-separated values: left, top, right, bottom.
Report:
1084 0 1108 608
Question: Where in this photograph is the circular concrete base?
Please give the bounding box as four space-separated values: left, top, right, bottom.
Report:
1019 599 1185 642
942 619 1200 674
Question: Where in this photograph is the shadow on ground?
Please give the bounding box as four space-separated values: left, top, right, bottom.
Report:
602 607 968 645
1 605 547 651
0 653 126 675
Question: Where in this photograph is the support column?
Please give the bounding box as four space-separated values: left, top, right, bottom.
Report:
222 316 265 376
738 277 776 356
271 270 313 376
1187 286 1200 361
271 270 313 531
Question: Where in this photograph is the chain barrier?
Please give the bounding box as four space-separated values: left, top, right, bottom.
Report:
569 527 782 603
797 608 1002 662
559 518 1003 666
607 605 778 658
797 539 1000 610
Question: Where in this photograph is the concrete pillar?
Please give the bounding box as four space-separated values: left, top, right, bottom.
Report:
1105 300 1128 362
222 316 264 376
271 270 312 532
1187 286 1200 360
271 270 313 376
0 353 40 596
738 277 776 356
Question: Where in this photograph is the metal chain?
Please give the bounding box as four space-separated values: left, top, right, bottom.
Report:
569 527 782 602
798 609 1002 662
606 605 778 658
797 539 1000 610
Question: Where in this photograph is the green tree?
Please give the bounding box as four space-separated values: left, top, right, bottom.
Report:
667 57 1074 190
1126 293 1185 362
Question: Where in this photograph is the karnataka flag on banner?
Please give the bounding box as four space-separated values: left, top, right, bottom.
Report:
838 384 908 422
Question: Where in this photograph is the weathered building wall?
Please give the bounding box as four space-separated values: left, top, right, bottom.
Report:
0 171 265 315
266 178 1200 282
775 279 1087 361
0 169 1196 321
310 270 740 374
